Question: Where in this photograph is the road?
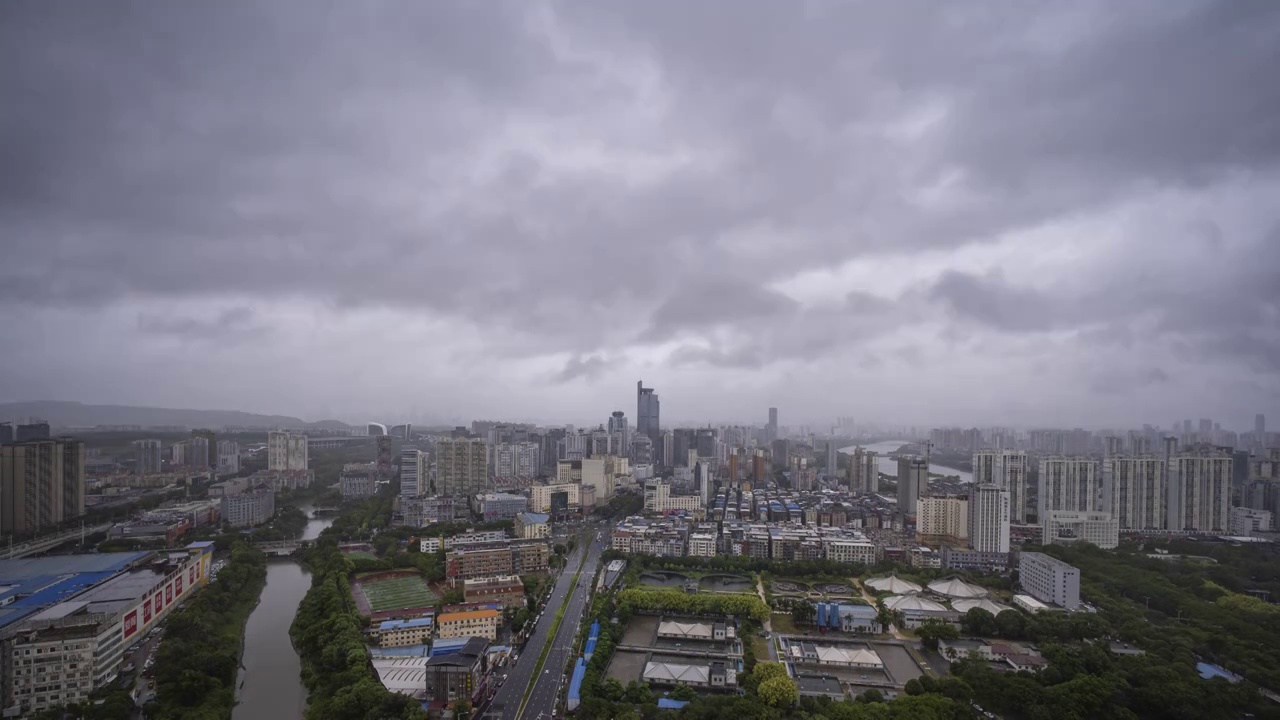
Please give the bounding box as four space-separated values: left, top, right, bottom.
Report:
483 525 604 720
520 534 604 720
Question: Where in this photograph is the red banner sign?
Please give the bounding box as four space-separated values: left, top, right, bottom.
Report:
176 575 183 595
165 584 173 604
143 598 152 624
123 610 139 640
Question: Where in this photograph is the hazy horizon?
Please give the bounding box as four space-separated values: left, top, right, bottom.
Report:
2 2 1277 429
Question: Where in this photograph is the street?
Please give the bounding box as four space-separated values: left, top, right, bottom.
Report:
482 524 605 720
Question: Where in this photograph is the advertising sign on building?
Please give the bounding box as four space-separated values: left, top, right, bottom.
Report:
176 575 183 595
143 598 152 624
165 583 174 604
123 610 139 640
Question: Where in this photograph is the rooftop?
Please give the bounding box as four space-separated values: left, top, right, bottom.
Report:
379 618 433 631
438 609 500 622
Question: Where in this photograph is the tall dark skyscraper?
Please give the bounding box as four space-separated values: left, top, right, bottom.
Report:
1258 414 1267 437
637 380 660 462
767 407 778 443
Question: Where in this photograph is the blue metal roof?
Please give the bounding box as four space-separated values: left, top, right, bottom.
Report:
657 698 689 709
0 570 122 631
379 617 433 631
566 658 587 701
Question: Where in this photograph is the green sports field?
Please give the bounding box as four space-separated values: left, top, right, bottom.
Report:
356 573 438 613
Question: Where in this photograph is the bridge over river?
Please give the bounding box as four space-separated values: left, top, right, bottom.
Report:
251 539 314 556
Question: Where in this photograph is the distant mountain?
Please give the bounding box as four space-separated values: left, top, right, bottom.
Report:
0 401 352 431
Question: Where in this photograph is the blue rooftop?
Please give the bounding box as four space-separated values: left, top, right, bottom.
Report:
379 617 433 631
1197 662 1243 683
518 512 550 524
657 698 689 709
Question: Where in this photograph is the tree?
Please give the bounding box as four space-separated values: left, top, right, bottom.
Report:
961 607 998 637
440 588 465 606
757 676 798 708
857 688 885 704
453 700 471 720
670 683 697 701
903 678 923 696
753 661 788 684
791 600 816 626
915 618 959 650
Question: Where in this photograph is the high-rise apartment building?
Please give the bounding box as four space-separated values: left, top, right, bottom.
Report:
636 381 661 461
267 431 308 471
401 448 426 497
1038 457 1101 519
1103 455 1165 530
1168 450 1233 532
972 449 1027 523
849 447 878 494
826 441 838 477
607 411 629 451
188 436 210 471
967 483 1010 553
15 422 50 442
494 442 540 478
0 422 13 445
134 439 163 475
896 456 927 518
436 438 490 497
1 439 85 535
766 407 778 444
917 496 968 545
217 440 241 474
191 429 216 469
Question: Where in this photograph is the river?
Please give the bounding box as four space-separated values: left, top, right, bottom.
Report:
840 440 973 484
233 507 333 720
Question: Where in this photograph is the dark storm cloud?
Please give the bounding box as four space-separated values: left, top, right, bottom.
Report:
136 307 262 342
2 0 1279 421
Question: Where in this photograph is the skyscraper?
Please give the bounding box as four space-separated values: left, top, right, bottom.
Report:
494 442 540 477
191 429 217 469
896 456 927 518
636 381 660 462
968 483 1011 553
607 411 629 450
826 441 838 478
972 449 1028 523
850 447 878 494
767 407 778 443
268 431 308 471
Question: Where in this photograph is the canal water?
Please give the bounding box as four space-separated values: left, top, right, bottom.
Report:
233 507 333 720
842 440 974 484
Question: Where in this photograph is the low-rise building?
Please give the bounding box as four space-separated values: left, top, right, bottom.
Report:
514 512 550 539
445 540 550 582
463 575 524 609
1042 510 1119 549
420 529 510 553
425 636 489 705
436 609 501 641
475 492 528 521
529 483 582 514
220 487 275 528
687 531 717 557
377 617 433 648
1019 552 1080 610
940 547 1012 573
1229 506 1273 536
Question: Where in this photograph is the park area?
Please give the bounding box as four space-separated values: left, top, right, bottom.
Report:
351 570 439 617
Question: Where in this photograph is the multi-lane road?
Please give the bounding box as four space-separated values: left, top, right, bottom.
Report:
483 524 606 720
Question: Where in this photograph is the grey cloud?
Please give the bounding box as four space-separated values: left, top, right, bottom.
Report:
136 307 263 342
929 271 1075 333
643 279 798 342
551 355 609 384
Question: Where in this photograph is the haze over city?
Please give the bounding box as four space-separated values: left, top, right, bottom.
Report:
3 2 1278 427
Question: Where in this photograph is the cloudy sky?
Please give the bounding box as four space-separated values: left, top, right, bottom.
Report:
2 1 1278 429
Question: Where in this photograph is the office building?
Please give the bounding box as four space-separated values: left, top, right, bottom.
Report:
424 637 489 705
916 496 968 545
767 407 778 444
637 381 661 461
444 541 550 581
1229 506 1272 536
0 423 12 445
529 483 581 513
967 484 1010 553
896 456 927 519
267 431 308 471
220 488 275 527
1042 510 1119 549
436 438 489 497
134 439 163 475
341 463 377 499
1018 552 1081 610
973 450 1027 523
643 481 705 515
1038 457 1101 518
401 448 426 497
476 492 528 521
1 439 86 536
1103 455 1165 530
1168 450 1233 532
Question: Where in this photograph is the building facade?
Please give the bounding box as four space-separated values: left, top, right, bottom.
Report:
1019 552 1081 610
400 448 426 498
341 463 377 499
916 496 968 545
1038 457 1101 518
220 488 275 527
267 431 308 472
435 439 490 497
1041 510 1119 549
1103 455 1165 530
436 609 501 640
967 484 1010 553
973 450 1027 523
1 439 86 536
1167 450 1233 532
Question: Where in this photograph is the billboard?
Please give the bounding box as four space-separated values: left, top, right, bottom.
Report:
165 583 174 605
176 575 183 595
550 491 569 513
123 610 139 640
143 598 152 624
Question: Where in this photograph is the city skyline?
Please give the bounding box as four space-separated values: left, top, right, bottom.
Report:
2 3 1278 427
